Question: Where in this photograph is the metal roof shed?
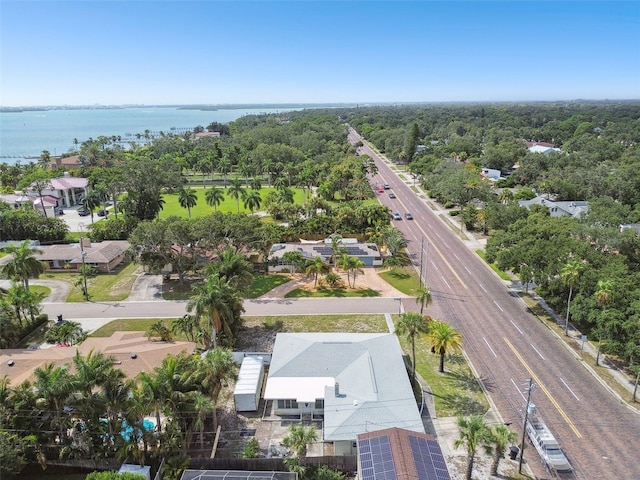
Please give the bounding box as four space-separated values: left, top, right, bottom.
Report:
234 355 264 412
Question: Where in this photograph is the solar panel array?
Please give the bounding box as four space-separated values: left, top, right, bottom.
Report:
358 436 397 480
181 471 296 480
312 246 370 256
409 435 451 480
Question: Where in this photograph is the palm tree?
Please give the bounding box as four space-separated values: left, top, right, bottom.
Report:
218 157 231 186
1 241 45 291
228 177 245 213
305 256 330 287
561 258 584 336
186 274 243 349
396 312 430 385
205 186 225 212
206 247 254 292
178 186 198 219
194 348 237 431
72 348 116 399
81 190 102 223
347 257 365 288
250 176 262 191
242 189 262 214
454 414 492 480
427 320 463 373
329 234 345 272
489 424 517 476
171 314 198 342
498 189 514 204
594 279 613 366
282 423 318 461
33 362 74 442
416 285 432 315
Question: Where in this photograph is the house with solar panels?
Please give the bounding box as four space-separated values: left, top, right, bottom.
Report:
268 240 384 272
357 427 451 480
263 333 425 456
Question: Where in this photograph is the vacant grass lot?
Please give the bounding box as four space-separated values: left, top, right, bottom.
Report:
159 186 305 219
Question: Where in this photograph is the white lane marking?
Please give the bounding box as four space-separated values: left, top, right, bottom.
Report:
530 343 545 360
435 232 442 239
464 266 471 274
442 276 451 290
561 378 580 401
493 300 503 311
431 260 439 271
442 241 449 249
483 337 498 357
511 378 527 401
453 253 460 260
509 320 524 335
479 283 487 292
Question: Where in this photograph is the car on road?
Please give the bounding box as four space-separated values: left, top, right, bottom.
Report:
405 212 413 220
383 184 390 190
54 206 64 215
97 209 108 217
392 212 402 220
389 193 396 199
77 208 90 216
377 187 384 193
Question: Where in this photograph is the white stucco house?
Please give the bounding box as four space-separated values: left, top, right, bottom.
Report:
29 173 89 208
263 333 424 455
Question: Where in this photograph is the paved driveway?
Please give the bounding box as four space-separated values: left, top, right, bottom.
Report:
127 273 163 301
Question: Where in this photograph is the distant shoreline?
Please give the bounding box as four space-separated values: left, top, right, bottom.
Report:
0 103 359 113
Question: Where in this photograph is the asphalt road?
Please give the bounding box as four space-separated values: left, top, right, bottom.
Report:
353 129 640 480
43 297 405 325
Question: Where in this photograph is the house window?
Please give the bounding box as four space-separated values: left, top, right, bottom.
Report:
315 399 324 409
277 399 297 409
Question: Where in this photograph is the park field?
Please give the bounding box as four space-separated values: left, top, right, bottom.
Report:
159 185 305 219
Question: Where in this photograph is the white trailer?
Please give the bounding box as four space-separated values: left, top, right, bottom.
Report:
233 355 264 412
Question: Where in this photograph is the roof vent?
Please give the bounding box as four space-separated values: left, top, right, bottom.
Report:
335 381 340 397
130 353 137 359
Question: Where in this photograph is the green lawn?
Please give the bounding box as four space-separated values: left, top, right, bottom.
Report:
162 273 292 300
31 285 51 298
91 318 174 338
286 286 380 298
395 328 490 417
244 273 291 298
159 186 305 219
43 261 140 302
378 266 421 296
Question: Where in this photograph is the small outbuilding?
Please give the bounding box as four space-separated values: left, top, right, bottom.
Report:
233 355 265 412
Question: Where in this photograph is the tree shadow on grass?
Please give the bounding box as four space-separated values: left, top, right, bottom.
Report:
440 392 487 416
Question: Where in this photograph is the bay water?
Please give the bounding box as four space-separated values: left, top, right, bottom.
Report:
0 106 300 164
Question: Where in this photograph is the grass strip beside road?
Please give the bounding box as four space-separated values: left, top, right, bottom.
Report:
378 266 421 296
285 286 380 298
476 249 511 281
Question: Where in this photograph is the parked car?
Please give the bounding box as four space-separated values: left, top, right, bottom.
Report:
405 212 413 220
383 184 390 190
77 208 90 216
392 212 402 220
97 209 108 217
389 193 396 199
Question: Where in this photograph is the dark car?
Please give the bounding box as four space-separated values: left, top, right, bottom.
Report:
54 206 64 215
97 209 108 217
77 208 90 216
405 212 414 220
389 193 396 199
392 212 402 220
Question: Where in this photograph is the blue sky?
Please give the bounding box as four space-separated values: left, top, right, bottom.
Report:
1 1 638 106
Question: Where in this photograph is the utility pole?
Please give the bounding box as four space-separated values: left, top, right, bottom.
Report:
519 378 535 474
419 237 424 289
